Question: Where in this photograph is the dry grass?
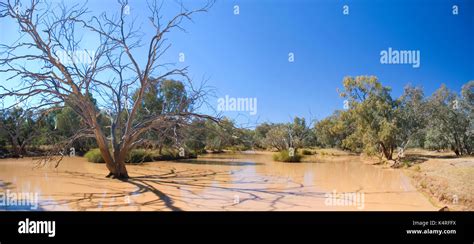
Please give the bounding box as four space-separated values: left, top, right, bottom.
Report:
403 149 474 210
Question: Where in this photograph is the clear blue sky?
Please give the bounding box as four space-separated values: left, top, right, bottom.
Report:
1 0 473 126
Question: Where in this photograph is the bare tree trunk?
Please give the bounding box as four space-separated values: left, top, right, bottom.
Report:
110 159 129 179
93 124 129 179
115 146 130 179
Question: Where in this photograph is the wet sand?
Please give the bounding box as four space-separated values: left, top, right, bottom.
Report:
0 152 436 211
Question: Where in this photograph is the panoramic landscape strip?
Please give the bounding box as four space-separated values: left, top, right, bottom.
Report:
0 0 472 212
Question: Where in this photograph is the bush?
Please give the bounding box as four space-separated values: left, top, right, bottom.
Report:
273 150 302 162
158 148 197 160
126 149 159 164
84 148 105 163
85 148 158 164
301 149 313 155
84 148 197 164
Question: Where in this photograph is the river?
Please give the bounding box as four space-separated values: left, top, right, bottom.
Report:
0 152 436 211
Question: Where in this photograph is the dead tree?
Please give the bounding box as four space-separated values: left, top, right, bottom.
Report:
0 0 215 179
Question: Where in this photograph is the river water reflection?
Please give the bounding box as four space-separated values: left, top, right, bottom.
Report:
0 152 436 211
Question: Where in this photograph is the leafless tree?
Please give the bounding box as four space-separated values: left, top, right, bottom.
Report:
0 0 216 179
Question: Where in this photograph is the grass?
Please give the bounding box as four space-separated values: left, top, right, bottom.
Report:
84 148 105 163
273 149 302 162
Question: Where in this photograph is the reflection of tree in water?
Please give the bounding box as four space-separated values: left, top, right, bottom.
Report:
0 180 12 190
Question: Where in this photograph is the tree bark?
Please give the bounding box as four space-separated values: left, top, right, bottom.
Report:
379 142 393 160
110 159 129 179
93 121 129 179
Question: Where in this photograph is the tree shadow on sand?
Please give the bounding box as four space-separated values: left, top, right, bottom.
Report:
39 167 331 211
0 180 13 190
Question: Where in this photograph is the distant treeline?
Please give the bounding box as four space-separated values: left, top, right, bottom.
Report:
252 76 473 160
0 76 472 160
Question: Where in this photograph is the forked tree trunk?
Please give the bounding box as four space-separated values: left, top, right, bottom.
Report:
93 124 129 179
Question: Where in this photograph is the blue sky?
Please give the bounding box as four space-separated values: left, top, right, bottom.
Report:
1 0 473 126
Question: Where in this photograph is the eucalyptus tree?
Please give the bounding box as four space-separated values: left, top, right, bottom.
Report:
394 85 427 153
424 83 473 156
0 107 40 157
339 76 398 159
262 117 312 153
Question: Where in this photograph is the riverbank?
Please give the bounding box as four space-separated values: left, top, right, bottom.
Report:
284 148 474 211
352 148 473 211
402 149 474 211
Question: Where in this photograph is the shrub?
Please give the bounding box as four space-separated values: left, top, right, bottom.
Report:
84 148 197 164
126 149 158 164
158 148 197 160
273 150 302 162
84 148 105 163
301 149 313 155
84 148 156 164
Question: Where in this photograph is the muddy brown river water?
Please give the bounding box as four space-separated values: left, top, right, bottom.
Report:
0 152 436 211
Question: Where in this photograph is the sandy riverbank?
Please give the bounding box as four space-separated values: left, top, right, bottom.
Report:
402 149 474 211
349 148 474 211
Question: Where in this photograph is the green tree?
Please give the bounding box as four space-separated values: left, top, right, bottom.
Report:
314 110 355 149
424 83 473 156
0 112 7 155
54 107 99 155
184 119 207 154
254 123 273 149
0 107 40 157
263 124 288 151
395 85 427 151
339 76 398 159
204 118 234 152
262 117 312 152
134 79 191 153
